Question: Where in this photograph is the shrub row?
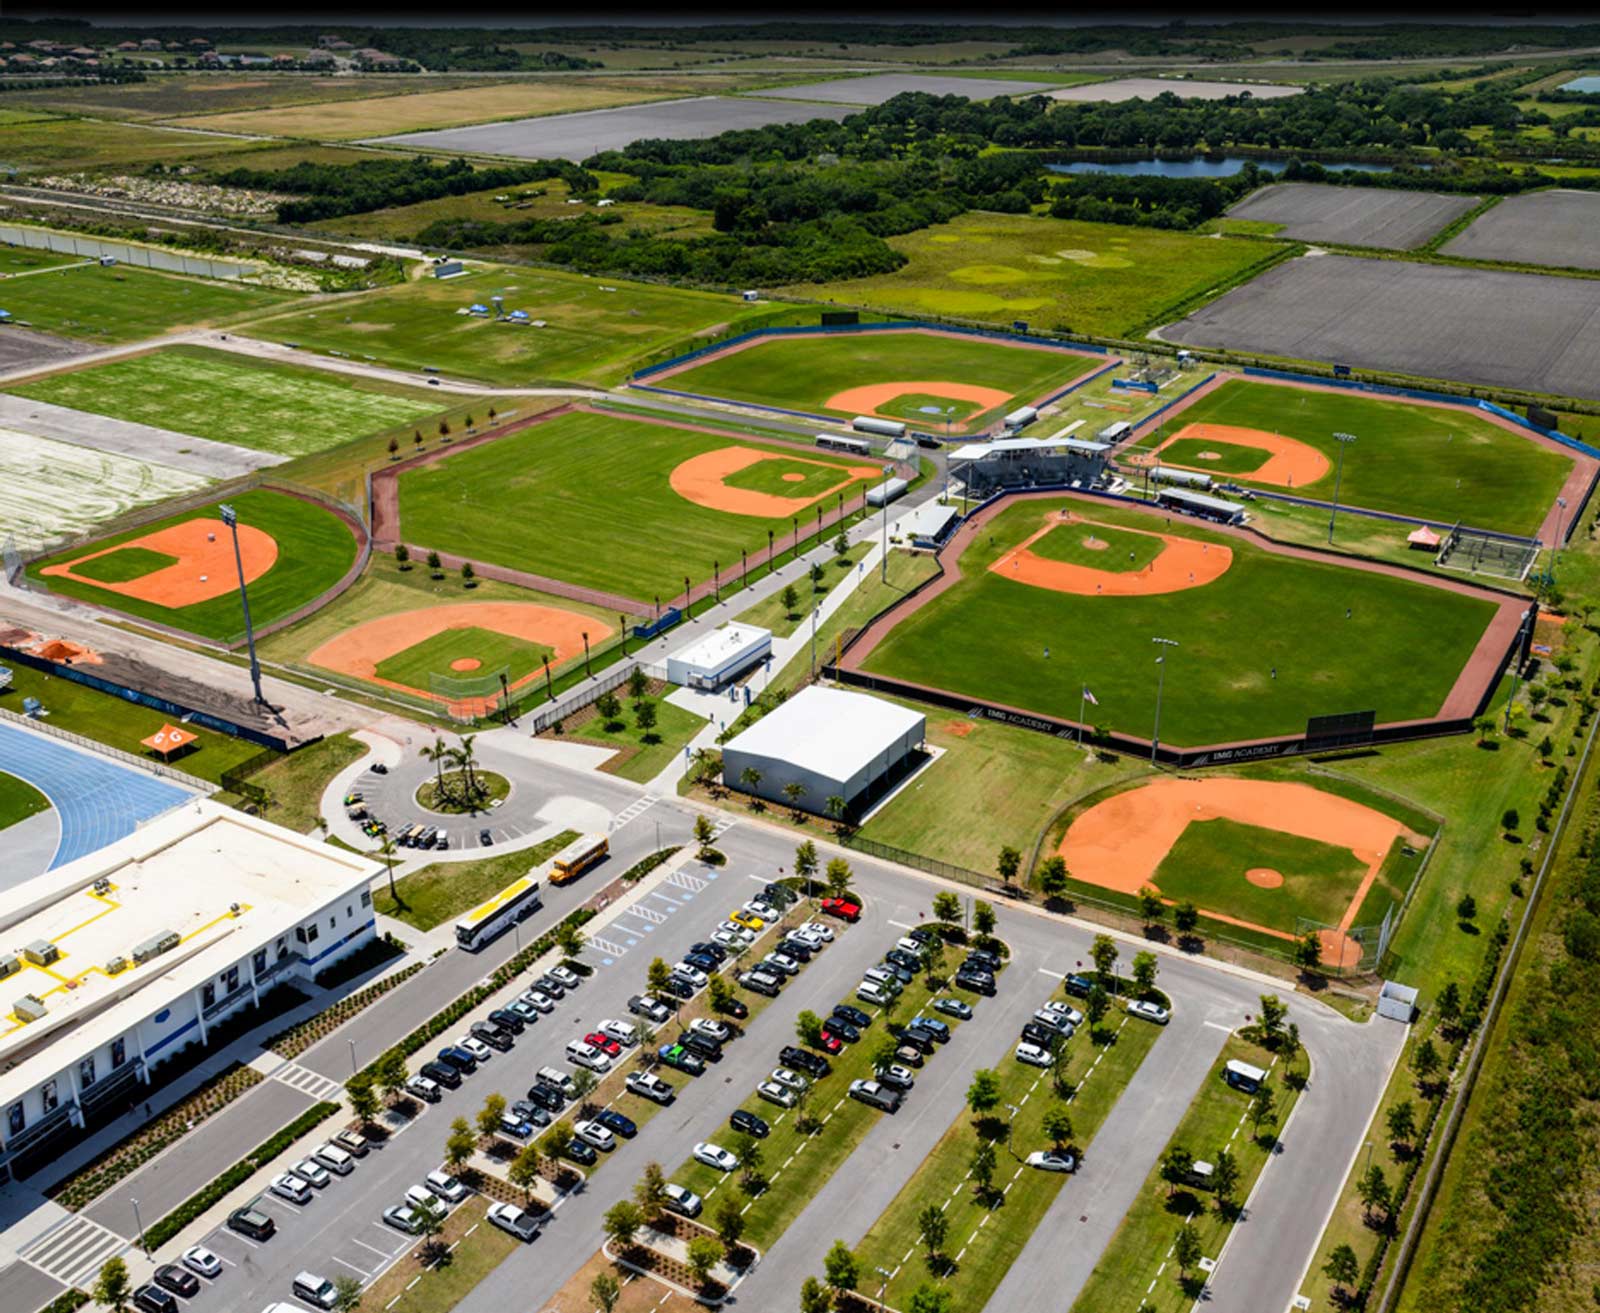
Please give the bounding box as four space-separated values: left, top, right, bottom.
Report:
143 1101 340 1251
265 959 424 1060
42 1291 88 1313
621 847 680 884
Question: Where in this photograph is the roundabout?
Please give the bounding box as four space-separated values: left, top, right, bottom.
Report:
415 768 512 816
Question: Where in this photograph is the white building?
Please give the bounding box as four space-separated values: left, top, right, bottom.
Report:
721 686 925 817
0 801 379 1180
665 622 772 691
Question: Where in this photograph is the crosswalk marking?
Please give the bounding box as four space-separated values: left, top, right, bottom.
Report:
611 795 660 830
20 1215 129 1287
630 904 668 926
589 935 629 960
273 1060 344 1102
666 869 707 893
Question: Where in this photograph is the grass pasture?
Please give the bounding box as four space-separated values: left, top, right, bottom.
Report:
657 329 1101 433
29 488 358 643
243 267 760 387
373 831 579 930
9 346 445 458
0 264 288 345
373 625 553 690
0 113 264 175
1137 378 1576 536
857 498 1498 747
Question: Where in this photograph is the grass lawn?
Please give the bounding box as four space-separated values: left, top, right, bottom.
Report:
1 114 264 174
1030 521 1163 572
0 262 288 344
0 663 266 784
660 330 1101 434
858 497 1499 747
68 546 178 584
31 488 359 643
241 266 766 388
1070 1033 1307 1313
373 830 579 930
560 689 707 785
735 543 872 638
396 409 880 602
795 213 1287 338
0 771 50 831
376 626 554 691
1157 435 1273 475
1134 379 1575 536
856 1007 1159 1310
8 346 444 458
246 733 367 835
361 1199 518 1313
0 246 82 274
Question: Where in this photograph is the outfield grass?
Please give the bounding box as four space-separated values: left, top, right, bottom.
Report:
1029 521 1161 572
31 488 359 643
1135 379 1575 536
0 772 51 831
859 498 1498 746
396 410 880 602
8 347 444 458
373 830 580 931
68 546 177 584
375 626 554 691
242 267 766 387
660 331 1101 432
797 213 1287 338
0 263 289 344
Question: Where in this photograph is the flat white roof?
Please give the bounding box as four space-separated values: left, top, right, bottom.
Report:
950 436 1111 461
900 501 959 539
723 686 923 782
0 801 379 1105
668 621 770 673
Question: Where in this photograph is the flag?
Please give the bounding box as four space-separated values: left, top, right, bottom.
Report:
1082 687 1099 706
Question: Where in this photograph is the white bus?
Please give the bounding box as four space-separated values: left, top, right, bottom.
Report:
455 875 543 952
816 433 872 456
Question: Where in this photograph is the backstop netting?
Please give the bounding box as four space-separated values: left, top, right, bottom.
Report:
1435 525 1540 583
1295 901 1396 977
428 666 511 723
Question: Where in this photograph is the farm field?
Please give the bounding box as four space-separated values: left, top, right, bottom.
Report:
855 497 1501 747
0 112 264 175
8 347 446 458
0 427 210 553
241 267 761 387
654 328 1103 432
1222 182 1477 249
0 263 290 344
797 213 1286 337
396 407 882 601
4 74 482 121
1131 377 1577 536
29 487 359 642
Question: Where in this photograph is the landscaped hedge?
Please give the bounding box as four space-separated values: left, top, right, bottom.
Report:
266 957 423 1060
42 1291 88 1313
143 1101 340 1250
621 847 680 883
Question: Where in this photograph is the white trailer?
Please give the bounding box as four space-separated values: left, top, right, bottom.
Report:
852 416 906 439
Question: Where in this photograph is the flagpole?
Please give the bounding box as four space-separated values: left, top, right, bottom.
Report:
1078 686 1086 744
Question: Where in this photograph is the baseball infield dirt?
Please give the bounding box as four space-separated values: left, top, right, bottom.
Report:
990 510 1232 597
669 445 879 517
43 518 277 608
824 380 1013 422
1132 422 1331 488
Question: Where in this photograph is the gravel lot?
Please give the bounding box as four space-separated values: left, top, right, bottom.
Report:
1051 76 1303 103
1441 190 1600 270
1165 253 1600 401
367 96 854 161
0 325 92 374
757 72 1055 104
1226 183 1480 250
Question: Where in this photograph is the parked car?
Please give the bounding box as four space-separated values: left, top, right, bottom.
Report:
629 994 670 1022
565 1138 598 1165
712 928 745 951
833 1005 872 1030
858 981 894 1007
934 997 973 1021
1027 1149 1078 1173
664 1183 702 1218
816 1030 843 1055
575 1120 617 1151
480 829 494 847
691 940 729 963
718 920 757 943
762 952 800 976
566 1040 611 1072
510 1100 551 1129
908 1016 949 1043
498 1113 536 1140
534 973 567 998
780 1046 831 1079
693 1142 738 1172
691 1017 731 1043
758 1080 798 1108
886 948 921 974
684 951 719 975
659 1043 705 1076
584 1031 623 1058
406 1075 443 1103
740 969 782 997
527 1084 566 1114
966 948 1001 971
153 1265 200 1298
600 1018 639 1047
848 1079 902 1113
800 920 835 941
536 1067 576 1097
333 1128 371 1158
1041 1001 1084 1028
520 988 556 1013
894 1044 925 1068
292 1158 331 1189
487 1201 539 1241
683 1031 723 1062
270 1173 312 1204
879 1064 916 1092
661 975 696 1001
180 1246 222 1279
778 936 813 962
820 897 861 922
1062 973 1095 998
226 1205 275 1241
823 1016 860 1044
730 1108 770 1139
1129 999 1171 1025
1021 1021 1062 1050
550 964 581 989
458 1034 497 1061
405 1184 442 1212
863 967 903 994
906 926 938 945
770 1066 810 1092
425 1171 469 1203
488 1008 526 1034
627 1071 675 1103
507 999 542 1025
729 910 764 931
292 1274 338 1310
436 1046 477 1075
133 1285 178 1313
901 1024 940 1052
1016 1042 1052 1068
955 969 996 997
762 882 797 908
384 1204 424 1235
596 1109 638 1139
313 1143 355 1176
673 962 709 989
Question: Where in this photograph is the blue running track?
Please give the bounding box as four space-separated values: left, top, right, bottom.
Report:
0 721 194 869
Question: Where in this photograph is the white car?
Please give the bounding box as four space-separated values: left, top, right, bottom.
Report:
1042 1001 1084 1028
757 1080 797 1108
1128 1000 1171 1025
762 952 799 976
690 1018 731 1042
627 1071 675 1103
770 1066 809 1092
487 1201 539 1241
800 920 834 942
457 1036 494 1063
599 1019 638 1047
181 1246 221 1279
711 928 744 951
1027 1149 1078 1173
1016 1042 1053 1068
406 1075 442 1104
575 1120 617 1151
271 1173 312 1204
292 1158 331 1189
664 1183 702 1218
425 1171 468 1203
858 981 893 1007
1034 1009 1076 1036
550 964 581 989
740 902 774 924
519 989 556 1013
718 920 756 944
406 1184 443 1212
674 962 709 988
693 1141 738 1172
566 1040 611 1072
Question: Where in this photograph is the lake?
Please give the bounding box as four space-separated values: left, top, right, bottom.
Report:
1559 76 1600 95
1046 157 1397 179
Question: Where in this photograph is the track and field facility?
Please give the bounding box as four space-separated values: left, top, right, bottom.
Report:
27 487 362 644
382 405 903 604
638 327 1109 434
1125 373 1590 538
839 492 1523 752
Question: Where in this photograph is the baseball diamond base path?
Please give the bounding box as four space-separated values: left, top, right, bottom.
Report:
823 380 1013 425
306 602 609 718
1129 422 1331 488
668 446 879 517
41 518 277 607
1060 776 1428 965
991 510 1232 596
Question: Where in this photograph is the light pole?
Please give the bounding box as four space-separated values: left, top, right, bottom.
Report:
1504 608 1533 733
219 504 264 705
879 464 894 582
132 1196 149 1255
1327 432 1357 544
1150 637 1178 763
347 1039 357 1075
1548 495 1569 587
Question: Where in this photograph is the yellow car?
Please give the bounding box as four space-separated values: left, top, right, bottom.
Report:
729 910 763 931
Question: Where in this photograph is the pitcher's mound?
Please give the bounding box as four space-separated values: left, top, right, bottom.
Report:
450 657 483 672
1197 451 1223 461
782 472 806 483
1082 535 1109 551
1246 867 1284 889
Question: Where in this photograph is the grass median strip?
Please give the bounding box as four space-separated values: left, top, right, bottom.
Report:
373 832 580 931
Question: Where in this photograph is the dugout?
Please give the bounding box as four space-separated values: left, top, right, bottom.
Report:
900 501 960 550
666 622 771 691
949 436 1110 498
1149 465 1213 490
1156 488 1246 525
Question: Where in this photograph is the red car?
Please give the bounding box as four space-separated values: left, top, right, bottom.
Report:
820 897 861 923
817 1031 843 1055
585 1032 622 1058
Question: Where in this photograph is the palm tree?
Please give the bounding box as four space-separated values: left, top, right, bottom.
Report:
373 835 400 904
420 736 450 799
457 733 480 797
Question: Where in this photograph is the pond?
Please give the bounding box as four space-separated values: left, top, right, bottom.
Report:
1046 156 1398 179
1559 76 1600 94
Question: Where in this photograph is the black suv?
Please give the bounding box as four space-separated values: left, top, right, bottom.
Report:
822 1016 860 1044
227 1205 276 1241
525 1082 565 1111
1063 973 1095 998
683 1031 723 1062
780 1045 832 1079
690 941 728 963
885 949 922 973
488 1008 526 1034
778 936 814 962
833 1004 872 1030
955 968 996 997
897 1026 936 1055
1021 1021 1062 1049
906 926 938 946
420 1060 462 1089
965 949 1001 972
731 1108 771 1138
470 1021 513 1051
662 975 696 1001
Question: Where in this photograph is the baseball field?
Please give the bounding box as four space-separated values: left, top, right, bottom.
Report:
1131 376 1581 537
394 407 885 602
29 488 360 642
7 346 446 458
853 496 1507 747
650 328 1105 433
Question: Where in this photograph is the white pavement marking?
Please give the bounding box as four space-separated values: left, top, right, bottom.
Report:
1203 1020 1236 1033
19 1214 129 1287
272 1059 345 1101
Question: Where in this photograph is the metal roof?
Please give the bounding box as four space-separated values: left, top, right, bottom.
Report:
722 687 924 782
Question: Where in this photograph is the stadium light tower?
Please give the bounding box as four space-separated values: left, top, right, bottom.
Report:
219 504 264 706
1150 637 1179 764
879 464 894 582
1327 432 1358 544
1549 496 1569 585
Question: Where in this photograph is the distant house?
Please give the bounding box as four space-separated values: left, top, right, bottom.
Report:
70 46 97 58
117 41 140 52
272 53 295 65
139 38 162 50
318 34 344 47
302 49 335 65
10 54 37 67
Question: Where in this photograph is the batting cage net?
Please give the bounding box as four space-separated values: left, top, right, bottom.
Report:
1295 901 1396 977
1435 524 1540 582
428 666 511 723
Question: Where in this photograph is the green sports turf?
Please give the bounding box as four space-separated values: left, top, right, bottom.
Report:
1140 379 1573 535
68 546 177 584
722 457 858 500
662 330 1099 433
1151 816 1368 934
0 262 288 344
1029 521 1163 573
9 346 444 458
31 488 358 642
396 410 878 601
372 626 554 692
0 771 51 832
860 498 1500 747
1156 435 1272 475
877 391 986 425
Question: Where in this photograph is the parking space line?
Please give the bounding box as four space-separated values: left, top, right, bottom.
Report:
332 1255 372 1277
352 1237 394 1260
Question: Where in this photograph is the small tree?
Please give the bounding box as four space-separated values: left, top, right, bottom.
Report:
687 1234 725 1287
1473 714 1496 745
907 1287 953 1313
1173 1224 1202 1281
795 839 820 888
1039 856 1070 901
693 815 715 858
1161 1145 1195 1197
1357 1164 1392 1226
1173 901 1200 937
810 561 825 593
541 1121 574 1174
871 1035 900 1077
426 549 442 576
997 846 1022 885
969 1139 997 1198
966 1068 1002 1120
1295 932 1323 974
1212 1147 1240 1212
716 1194 746 1248
596 691 622 726
932 891 962 928
796 1010 825 1048
93 1256 131 1313
1049 1037 1074 1099
647 956 673 998
394 543 411 570
834 527 850 558
781 583 800 616
708 973 736 1014
556 920 588 962
1456 893 1477 923
1138 886 1165 929
635 1161 669 1218
1436 981 1462 1030
825 794 849 829
438 419 450 438
1412 1037 1441 1092
1041 1103 1074 1152
783 780 809 816
1090 933 1118 984
508 1143 542 1200
570 1066 599 1106
824 1239 860 1295
1387 1099 1417 1153
635 700 659 738
333 1276 363 1313
740 764 764 797
590 1272 621 1313
1250 1083 1278 1138
1085 982 1109 1032
414 1198 446 1266
918 1203 949 1267
973 899 997 938
346 1072 379 1125
460 561 475 586
1257 993 1287 1040
476 1092 508 1140
1502 807 1520 834
800 1276 832 1313
446 1116 476 1171
415 431 425 452
825 857 853 899
376 1049 409 1106
733 1134 765 1194
388 435 401 460
603 1199 642 1248
1323 1243 1361 1302
1131 950 1158 995
628 666 650 701
1280 1022 1302 1076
